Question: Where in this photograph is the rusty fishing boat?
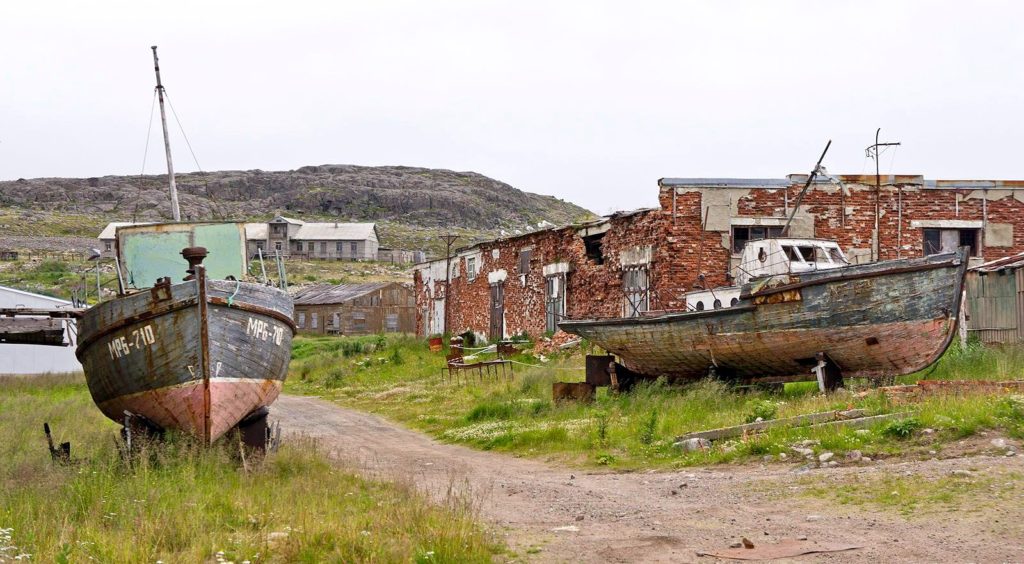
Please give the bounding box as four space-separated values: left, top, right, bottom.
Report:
75 223 295 444
561 242 969 389
71 47 296 444
561 143 968 390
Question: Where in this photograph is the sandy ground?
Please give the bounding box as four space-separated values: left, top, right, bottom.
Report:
274 394 1024 563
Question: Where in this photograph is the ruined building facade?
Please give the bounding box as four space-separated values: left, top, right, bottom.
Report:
414 174 1024 341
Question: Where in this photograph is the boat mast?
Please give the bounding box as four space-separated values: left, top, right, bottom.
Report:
151 46 182 222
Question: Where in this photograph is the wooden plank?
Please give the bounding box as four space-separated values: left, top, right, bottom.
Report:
808 412 912 431
676 409 866 442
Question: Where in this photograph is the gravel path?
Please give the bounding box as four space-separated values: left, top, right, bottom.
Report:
274 394 1024 562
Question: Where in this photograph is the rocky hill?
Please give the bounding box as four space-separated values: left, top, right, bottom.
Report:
0 165 593 231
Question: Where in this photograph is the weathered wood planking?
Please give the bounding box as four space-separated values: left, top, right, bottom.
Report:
560 250 968 382
76 276 294 442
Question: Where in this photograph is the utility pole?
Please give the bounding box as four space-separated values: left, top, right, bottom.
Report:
866 128 900 262
440 232 460 335
151 46 181 222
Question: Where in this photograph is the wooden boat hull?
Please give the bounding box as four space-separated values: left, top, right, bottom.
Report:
559 250 968 382
76 274 295 442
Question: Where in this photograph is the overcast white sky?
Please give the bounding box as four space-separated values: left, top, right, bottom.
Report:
1 1 1021 214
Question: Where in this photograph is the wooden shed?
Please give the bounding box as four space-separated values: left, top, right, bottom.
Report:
966 252 1024 344
292 282 416 336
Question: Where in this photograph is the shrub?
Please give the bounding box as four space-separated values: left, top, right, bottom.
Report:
744 399 778 423
638 409 659 445
466 401 517 421
883 417 922 438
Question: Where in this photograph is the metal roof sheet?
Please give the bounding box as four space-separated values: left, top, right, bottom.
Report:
244 223 268 239
658 178 791 188
971 251 1024 273
292 282 393 305
293 222 378 241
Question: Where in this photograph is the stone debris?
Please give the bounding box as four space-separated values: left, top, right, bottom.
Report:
676 437 712 452
818 452 834 463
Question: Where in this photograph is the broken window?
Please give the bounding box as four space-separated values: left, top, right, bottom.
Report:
350 241 358 257
923 228 980 257
320 242 327 254
519 249 532 275
583 233 605 264
105 241 112 251
297 312 306 328
622 266 649 318
307 242 315 252
545 275 565 333
330 312 340 329
732 226 783 254
336 241 344 253
310 312 319 329
467 257 477 280
255 241 265 251
385 313 399 332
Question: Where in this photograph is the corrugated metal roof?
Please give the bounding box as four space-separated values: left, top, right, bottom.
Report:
271 216 305 225
292 282 392 305
971 251 1024 273
658 178 791 188
294 222 378 241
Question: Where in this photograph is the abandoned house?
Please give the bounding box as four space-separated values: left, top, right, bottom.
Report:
244 216 379 260
415 173 1024 342
292 282 416 335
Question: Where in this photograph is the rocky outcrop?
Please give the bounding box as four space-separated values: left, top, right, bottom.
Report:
0 165 593 230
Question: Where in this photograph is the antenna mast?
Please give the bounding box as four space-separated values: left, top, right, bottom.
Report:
151 46 181 222
866 128 901 261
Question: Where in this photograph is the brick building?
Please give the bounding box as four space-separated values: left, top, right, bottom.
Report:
414 174 1024 342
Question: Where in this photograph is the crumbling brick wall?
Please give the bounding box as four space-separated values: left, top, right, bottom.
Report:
417 175 1024 341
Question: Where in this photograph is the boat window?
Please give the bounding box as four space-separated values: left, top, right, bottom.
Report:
730 297 739 306
758 248 767 262
826 247 846 263
713 299 722 309
782 246 803 263
695 301 705 311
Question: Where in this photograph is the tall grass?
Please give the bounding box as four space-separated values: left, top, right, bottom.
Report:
286 335 1024 469
0 375 498 562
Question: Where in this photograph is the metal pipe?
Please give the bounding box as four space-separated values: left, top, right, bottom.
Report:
151 46 181 222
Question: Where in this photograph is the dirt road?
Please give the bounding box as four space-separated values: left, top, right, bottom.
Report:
275 395 1023 562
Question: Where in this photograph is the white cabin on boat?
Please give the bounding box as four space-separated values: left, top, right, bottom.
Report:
685 238 849 311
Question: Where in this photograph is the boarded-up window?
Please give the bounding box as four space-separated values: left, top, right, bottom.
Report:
519 249 532 274
352 311 367 332
297 312 306 328
385 313 399 332
310 312 319 329
545 275 564 333
623 267 649 318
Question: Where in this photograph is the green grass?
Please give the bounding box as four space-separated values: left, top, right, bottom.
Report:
285 336 1024 469
791 470 1023 516
0 374 499 563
